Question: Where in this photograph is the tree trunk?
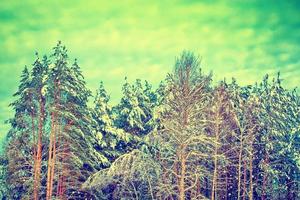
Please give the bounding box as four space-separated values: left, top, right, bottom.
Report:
249 132 254 200
46 111 55 200
242 160 247 200
34 92 44 200
179 150 186 200
211 119 220 200
47 80 60 200
237 137 243 200
225 171 228 200
31 95 38 200
57 121 72 199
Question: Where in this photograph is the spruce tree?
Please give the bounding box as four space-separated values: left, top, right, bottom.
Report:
258 74 300 199
31 54 49 200
92 82 134 162
45 42 111 199
114 78 146 136
5 66 36 199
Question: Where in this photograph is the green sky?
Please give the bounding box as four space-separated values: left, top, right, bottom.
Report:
0 0 300 140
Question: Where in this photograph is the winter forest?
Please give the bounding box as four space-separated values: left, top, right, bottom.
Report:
0 42 299 200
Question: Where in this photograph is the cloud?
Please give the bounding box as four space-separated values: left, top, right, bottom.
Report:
0 0 300 137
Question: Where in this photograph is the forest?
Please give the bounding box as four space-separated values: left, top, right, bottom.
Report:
0 42 299 200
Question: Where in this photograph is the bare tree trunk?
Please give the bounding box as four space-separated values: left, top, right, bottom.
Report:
31 95 38 200
34 92 44 200
47 81 60 200
179 149 186 200
237 137 243 200
57 138 63 198
249 156 253 200
242 160 247 200
211 119 220 200
49 121 58 198
249 132 254 200
46 111 55 200
225 171 228 200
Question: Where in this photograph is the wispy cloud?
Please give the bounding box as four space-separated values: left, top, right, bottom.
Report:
0 0 300 136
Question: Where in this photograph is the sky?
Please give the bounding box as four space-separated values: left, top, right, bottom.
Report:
0 0 300 141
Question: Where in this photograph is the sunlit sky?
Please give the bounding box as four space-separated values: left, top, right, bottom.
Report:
0 0 300 140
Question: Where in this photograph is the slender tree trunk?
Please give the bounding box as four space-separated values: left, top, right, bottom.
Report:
249 132 254 200
211 119 220 200
179 149 186 200
211 150 218 200
49 118 58 198
57 120 73 199
57 137 63 198
34 92 44 200
237 136 243 200
58 134 67 198
31 95 38 200
47 80 60 200
225 171 228 200
46 111 55 200
249 159 253 200
242 160 247 200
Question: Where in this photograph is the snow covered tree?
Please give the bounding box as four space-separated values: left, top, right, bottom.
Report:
31 54 49 200
208 83 236 200
45 42 109 199
5 66 37 199
114 78 158 137
149 51 214 199
255 74 300 199
227 80 262 200
82 149 161 199
114 78 144 136
0 154 8 199
92 81 134 163
3 45 299 199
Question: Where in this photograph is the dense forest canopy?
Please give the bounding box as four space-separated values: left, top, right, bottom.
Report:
0 43 299 199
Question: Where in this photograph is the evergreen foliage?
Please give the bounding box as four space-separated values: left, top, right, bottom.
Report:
1 45 299 199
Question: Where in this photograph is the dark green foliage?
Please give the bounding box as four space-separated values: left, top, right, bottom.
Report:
114 78 158 137
92 81 134 162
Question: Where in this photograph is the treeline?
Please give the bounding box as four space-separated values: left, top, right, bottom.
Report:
0 42 299 199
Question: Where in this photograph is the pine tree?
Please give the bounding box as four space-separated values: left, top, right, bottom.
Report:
114 78 158 137
31 54 49 200
92 82 133 163
208 83 235 200
151 51 214 199
114 78 147 137
3 46 300 199
45 42 112 199
257 74 300 199
227 80 261 200
5 66 36 199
